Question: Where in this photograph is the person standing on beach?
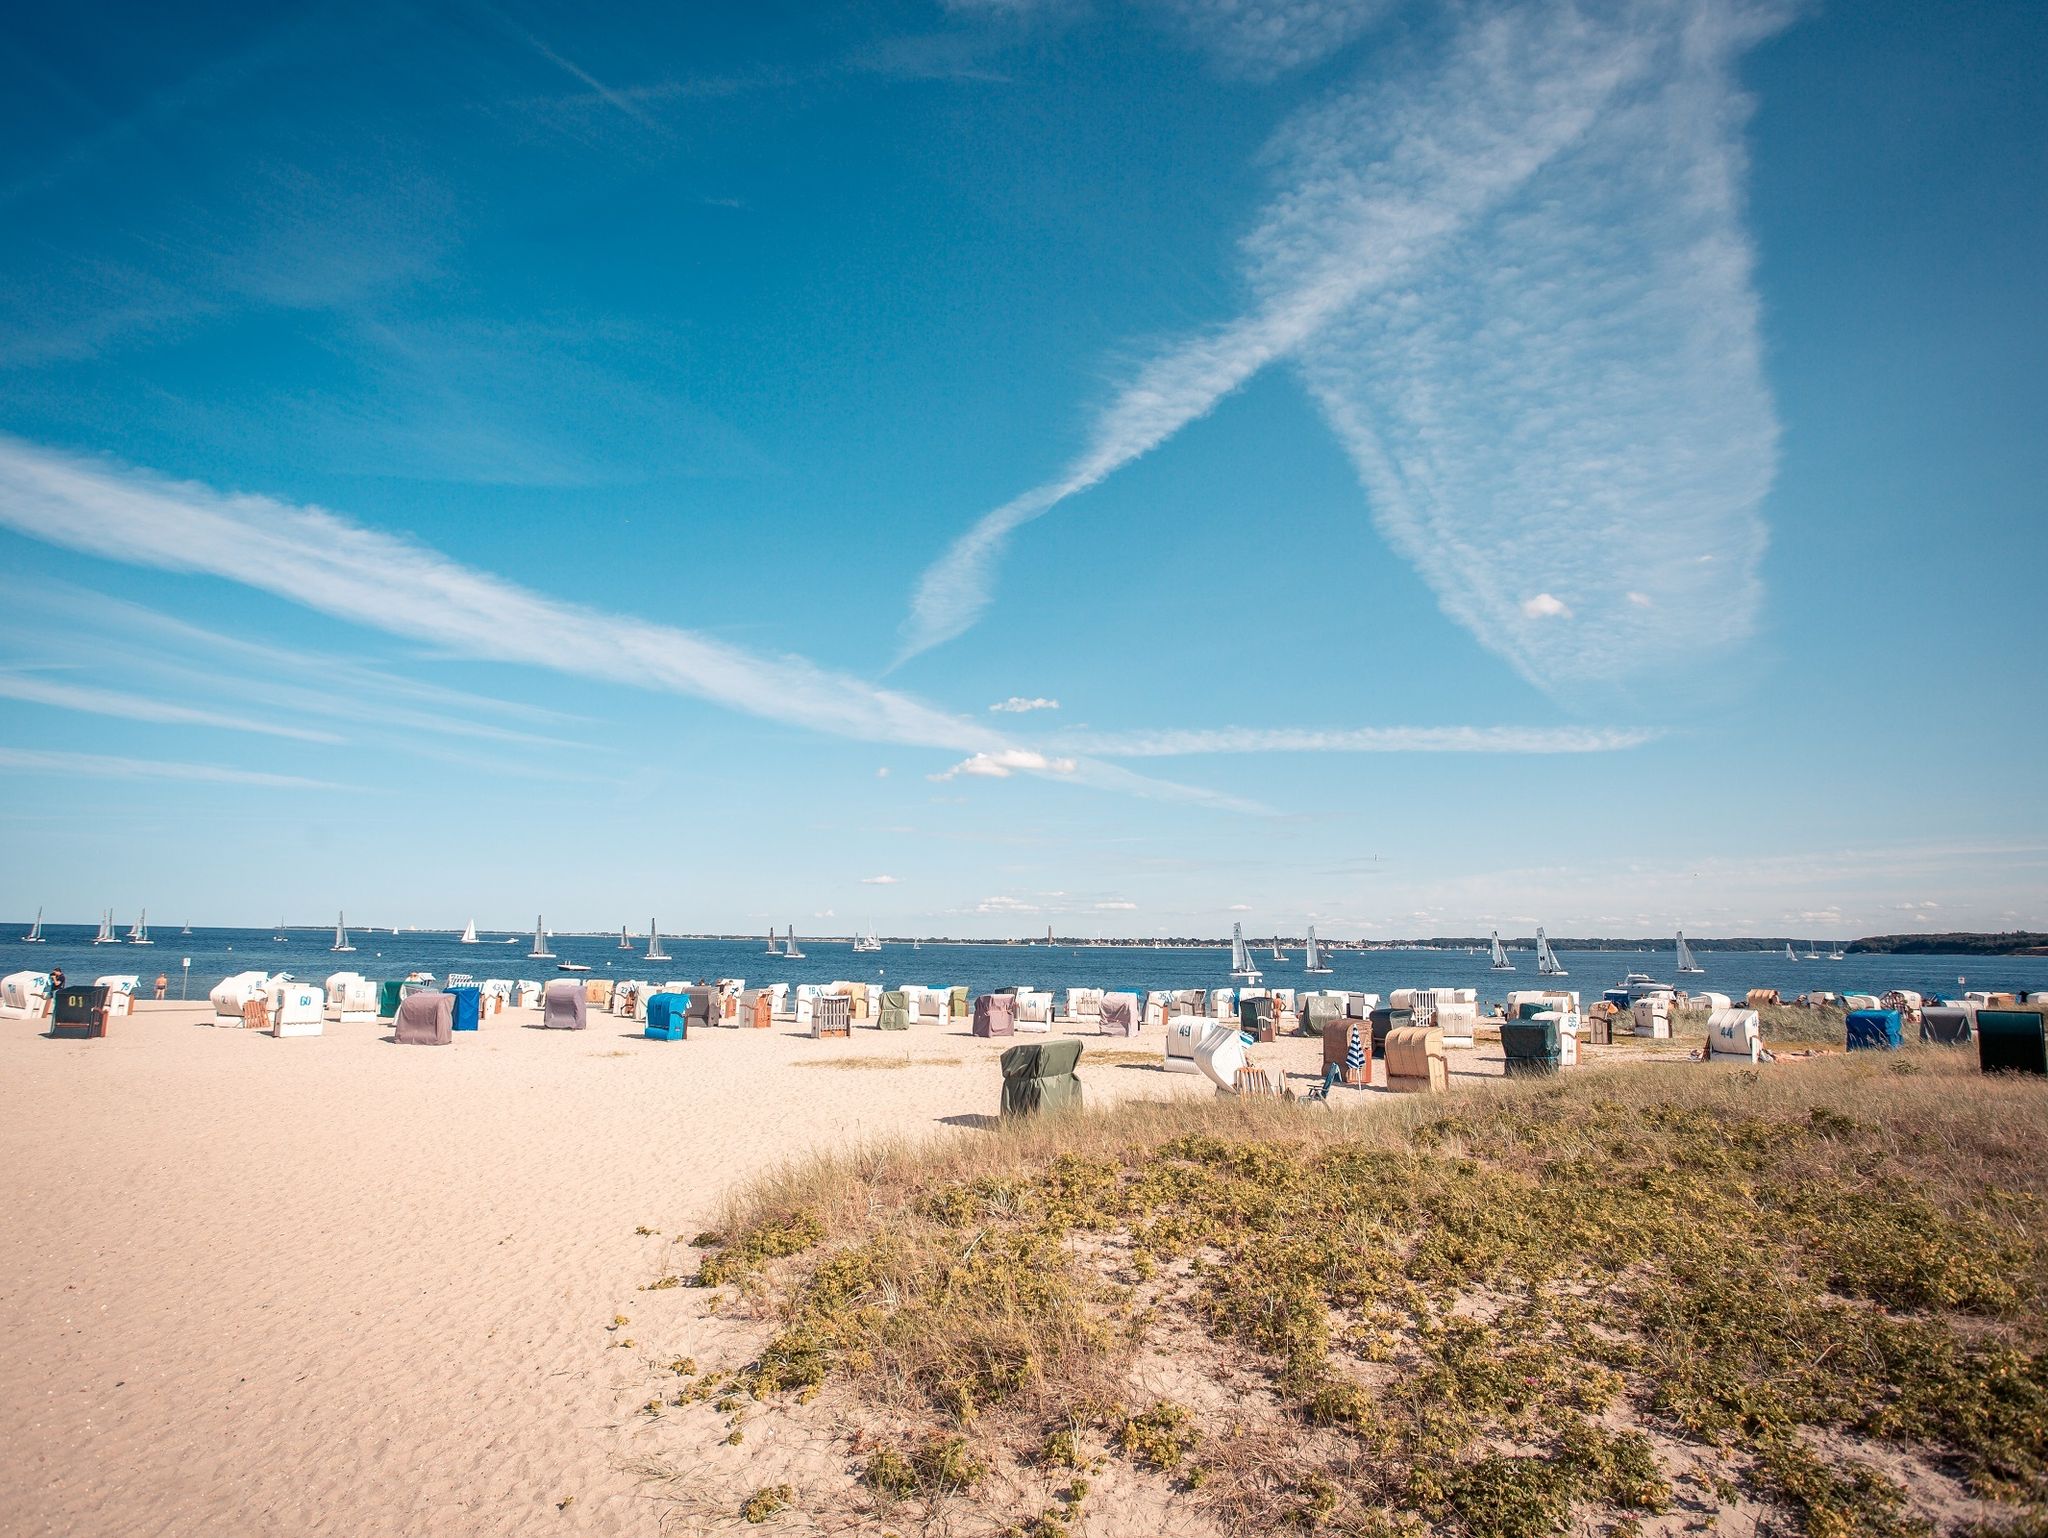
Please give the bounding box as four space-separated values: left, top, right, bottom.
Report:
49 965 64 992
154 973 168 1000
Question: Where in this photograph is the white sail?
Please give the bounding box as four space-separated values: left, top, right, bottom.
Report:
1535 927 1567 977
852 923 881 954
1785 942 1798 962
1229 922 1261 980
784 924 805 960
129 908 153 944
332 911 355 953
1304 927 1331 974
461 918 479 945
24 906 44 942
619 923 633 950
528 915 554 959
1676 931 1703 974
764 928 781 955
94 909 118 944
646 919 669 963
1489 929 1513 970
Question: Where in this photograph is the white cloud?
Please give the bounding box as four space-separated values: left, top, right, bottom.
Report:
1520 593 1573 621
1227 903 1251 911
0 437 1253 812
1145 0 1401 80
875 766 891 778
0 747 351 790
1626 591 1654 609
1095 900 1139 910
975 895 1040 914
928 748 1080 781
1055 723 1652 756
0 670 343 743
989 696 1060 714
898 0 1788 687
861 874 901 885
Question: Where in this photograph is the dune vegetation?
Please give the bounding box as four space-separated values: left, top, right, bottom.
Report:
676 1050 2047 1536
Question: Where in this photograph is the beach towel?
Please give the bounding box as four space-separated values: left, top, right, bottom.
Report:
542 981 587 1031
1000 1038 1083 1117
394 991 453 1045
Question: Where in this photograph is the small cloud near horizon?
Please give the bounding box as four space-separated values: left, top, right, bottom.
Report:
989 696 1059 714
861 874 901 885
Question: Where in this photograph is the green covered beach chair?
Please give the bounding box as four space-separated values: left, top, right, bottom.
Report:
1000 1038 1084 1118
879 989 912 1030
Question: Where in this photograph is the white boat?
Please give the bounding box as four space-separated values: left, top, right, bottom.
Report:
128 909 154 944
1489 929 1513 971
528 916 554 960
1784 942 1799 963
93 909 118 945
1304 927 1331 975
1806 942 1822 962
1676 931 1704 975
1228 922 1262 982
179 921 191 936
646 920 669 963
460 919 479 945
783 924 805 960
556 960 592 974
763 928 782 955
852 924 881 954
332 912 355 954
1535 927 1568 977
1270 939 1289 961
22 907 43 943
274 916 287 942
618 924 633 951
1828 946 1845 961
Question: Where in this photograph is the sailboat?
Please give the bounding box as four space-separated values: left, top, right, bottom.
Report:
128 909 153 945
274 916 287 942
1784 942 1799 963
1304 927 1332 975
461 918 479 945
93 909 118 945
331 912 355 953
1675 931 1704 975
852 923 881 954
783 924 805 960
22 907 44 943
179 921 191 936
1806 941 1822 962
1535 927 1568 977
618 924 633 951
1828 945 1846 961
1489 930 1514 971
1228 922 1263 982
528 916 555 960
764 928 782 955
646 920 669 963
1270 938 1289 961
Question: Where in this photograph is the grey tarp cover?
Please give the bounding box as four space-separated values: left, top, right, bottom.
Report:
1000 1038 1084 1117
973 993 1016 1037
879 989 912 1030
1099 992 1139 1036
1920 1007 1971 1046
1301 995 1346 1036
395 991 453 1045
542 981 587 1030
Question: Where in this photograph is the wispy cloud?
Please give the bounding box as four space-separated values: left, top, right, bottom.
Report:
1051 724 1656 757
0 747 351 790
989 696 1060 714
861 874 902 885
898 0 1788 686
1144 0 1402 80
0 437 1255 811
0 670 343 743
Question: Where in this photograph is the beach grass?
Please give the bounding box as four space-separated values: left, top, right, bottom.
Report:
686 1049 2048 1536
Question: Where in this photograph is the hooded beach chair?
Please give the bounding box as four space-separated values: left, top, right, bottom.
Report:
1163 1016 1205 1073
1015 990 1053 1033
1385 1025 1447 1093
394 991 453 1045
1919 1007 1972 1046
542 980 587 1030
1322 1018 1368 1086
447 984 482 1033
0 970 51 1020
1368 1006 1411 1058
1000 1039 1083 1118
739 988 773 1029
1064 988 1104 1026
1501 1015 1562 1076
1845 1008 1902 1052
1976 1006 2046 1075
51 983 111 1039
971 993 1014 1037
1193 1021 1250 1092
1099 991 1140 1036
877 989 912 1031
269 981 325 1038
1705 1008 1764 1062
644 992 689 1040
812 994 852 1038
1237 995 1277 1043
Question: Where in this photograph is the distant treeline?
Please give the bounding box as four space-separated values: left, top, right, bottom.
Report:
1845 932 2048 956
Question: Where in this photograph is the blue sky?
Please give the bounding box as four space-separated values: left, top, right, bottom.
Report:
0 0 2042 939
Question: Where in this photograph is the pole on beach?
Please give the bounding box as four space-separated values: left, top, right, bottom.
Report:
181 957 190 999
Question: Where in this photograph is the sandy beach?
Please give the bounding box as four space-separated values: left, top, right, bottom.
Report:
0 1001 1640 1536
